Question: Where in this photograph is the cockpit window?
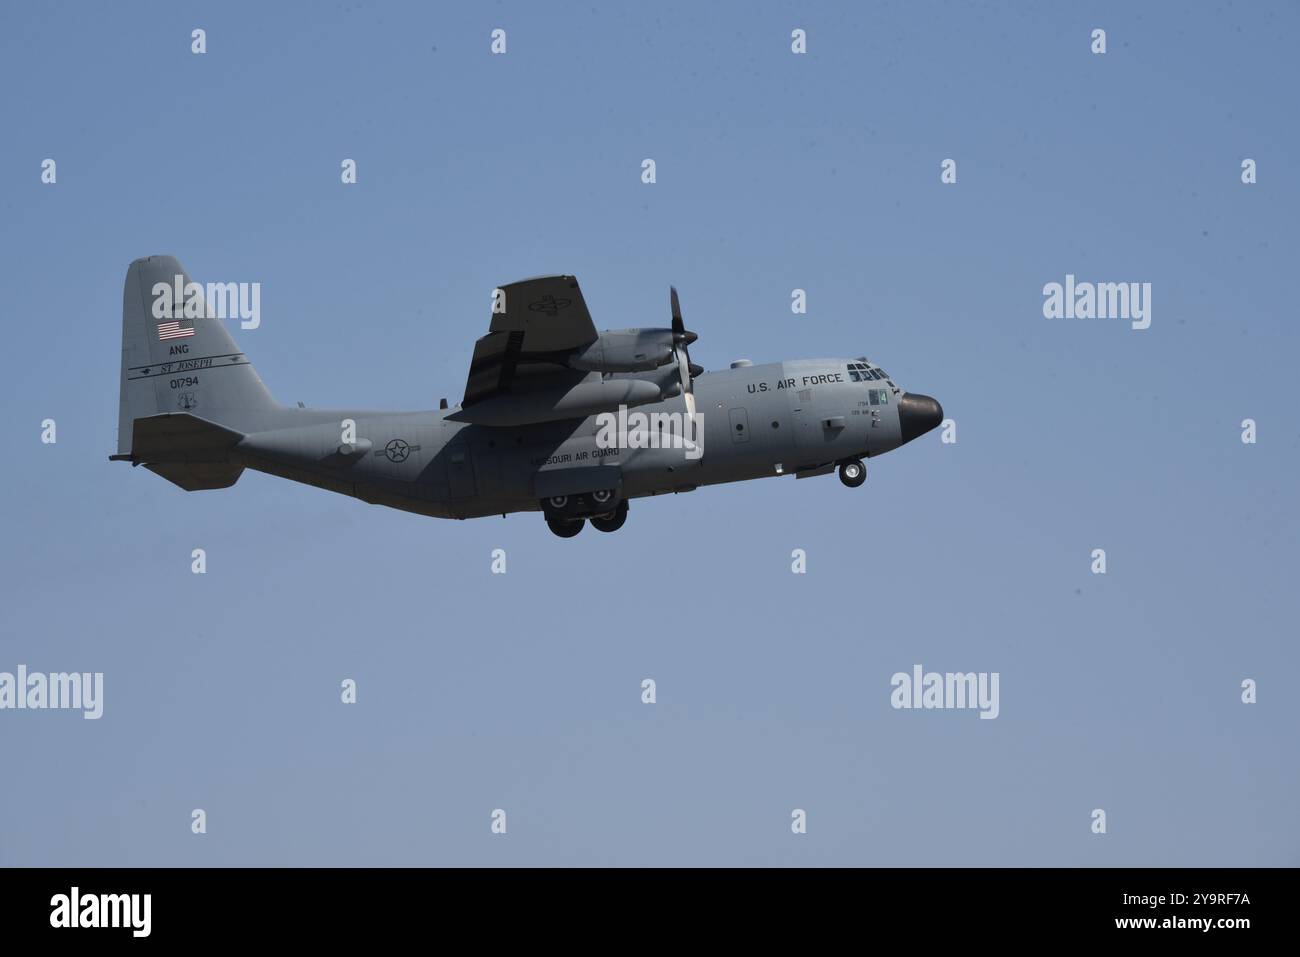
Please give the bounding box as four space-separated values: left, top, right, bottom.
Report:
849 362 888 383
868 389 889 405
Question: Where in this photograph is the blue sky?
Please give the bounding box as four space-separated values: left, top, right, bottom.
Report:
1 0 1296 865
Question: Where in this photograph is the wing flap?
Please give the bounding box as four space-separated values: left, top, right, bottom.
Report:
464 276 598 406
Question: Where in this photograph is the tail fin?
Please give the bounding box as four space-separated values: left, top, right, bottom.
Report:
116 255 278 456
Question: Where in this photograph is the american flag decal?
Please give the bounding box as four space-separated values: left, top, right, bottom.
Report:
157 321 195 341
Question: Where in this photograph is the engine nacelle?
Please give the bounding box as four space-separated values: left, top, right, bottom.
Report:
448 377 663 427
568 329 675 373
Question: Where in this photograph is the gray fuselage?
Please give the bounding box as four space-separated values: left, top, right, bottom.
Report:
228 358 913 519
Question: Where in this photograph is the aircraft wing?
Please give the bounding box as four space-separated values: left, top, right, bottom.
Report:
462 275 597 407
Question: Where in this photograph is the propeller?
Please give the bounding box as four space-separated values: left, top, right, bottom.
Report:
670 286 699 419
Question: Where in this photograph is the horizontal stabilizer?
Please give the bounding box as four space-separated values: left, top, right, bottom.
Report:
122 412 245 464
113 413 247 491
143 462 245 491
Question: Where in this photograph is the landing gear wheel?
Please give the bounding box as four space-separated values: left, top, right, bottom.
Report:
589 501 629 533
838 459 866 488
546 518 584 538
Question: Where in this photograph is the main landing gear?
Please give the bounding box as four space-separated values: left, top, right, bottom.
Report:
543 491 628 537
546 517 584 537
838 458 866 488
589 501 628 533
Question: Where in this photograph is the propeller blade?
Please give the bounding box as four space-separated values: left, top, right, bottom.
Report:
671 285 700 423
674 343 693 395
670 284 697 348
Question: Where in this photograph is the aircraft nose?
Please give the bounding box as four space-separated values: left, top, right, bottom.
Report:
898 392 944 444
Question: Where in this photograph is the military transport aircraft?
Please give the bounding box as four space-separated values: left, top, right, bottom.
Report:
112 256 943 537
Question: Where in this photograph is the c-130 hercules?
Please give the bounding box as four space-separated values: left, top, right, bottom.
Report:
113 257 943 537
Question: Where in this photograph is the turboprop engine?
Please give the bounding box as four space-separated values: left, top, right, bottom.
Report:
566 328 676 373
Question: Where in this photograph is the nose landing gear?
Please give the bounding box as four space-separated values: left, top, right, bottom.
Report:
838 458 866 488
